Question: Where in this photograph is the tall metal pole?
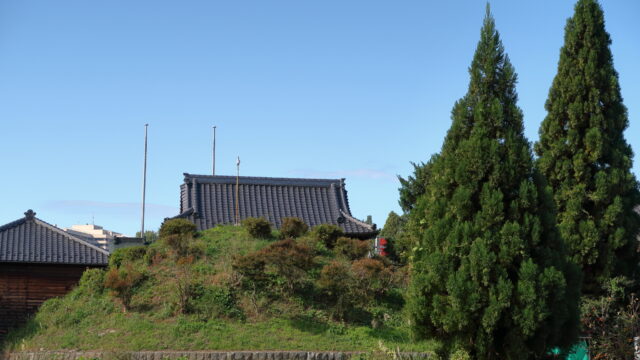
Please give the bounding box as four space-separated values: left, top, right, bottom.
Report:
212 126 217 175
235 156 240 225
141 124 148 239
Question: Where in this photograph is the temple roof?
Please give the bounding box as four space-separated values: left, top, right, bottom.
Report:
0 210 109 266
173 174 377 238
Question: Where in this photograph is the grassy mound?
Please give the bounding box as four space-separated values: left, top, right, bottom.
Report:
2 223 439 353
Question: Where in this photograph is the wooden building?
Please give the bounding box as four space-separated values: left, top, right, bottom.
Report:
0 210 108 338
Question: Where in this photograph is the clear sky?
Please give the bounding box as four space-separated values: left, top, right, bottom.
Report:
0 1 638 236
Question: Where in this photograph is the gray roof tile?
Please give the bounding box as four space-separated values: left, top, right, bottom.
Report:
0 210 109 266
173 174 377 238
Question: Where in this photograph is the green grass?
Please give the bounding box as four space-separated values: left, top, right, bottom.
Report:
1 225 439 354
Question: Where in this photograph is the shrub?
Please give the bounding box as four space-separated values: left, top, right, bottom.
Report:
581 277 639 359
317 260 355 320
109 245 147 267
160 231 204 258
280 217 308 238
104 264 144 310
191 285 243 319
260 239 315 293
351 258 393 303
311 224 344 249
232 252 268 289
77 268 106 296
233 239 315 295
242 217 272 238
159 218 197 238
334 237 369 260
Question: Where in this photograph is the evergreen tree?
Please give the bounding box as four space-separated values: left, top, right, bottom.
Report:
398 155 438 214
406 7 580 359
535 0 640 294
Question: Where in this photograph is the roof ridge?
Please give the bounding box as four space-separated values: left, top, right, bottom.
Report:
33 217 110 256
0 217 26 233
184 173 343 183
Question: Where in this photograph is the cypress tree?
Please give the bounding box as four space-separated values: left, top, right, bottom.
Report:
535 0 640 294
406 7 580 359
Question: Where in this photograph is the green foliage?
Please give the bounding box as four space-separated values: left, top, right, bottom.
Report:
317 260 356 320
136 230 159 243
351 258 393 305
77 268 106 296
104 264 144 310
311 224 344 249
334 237 370 260
397 156 438 214
191 285 243 320
406 7 579 359
241 217 272 238
233 239 315 295
379 212 409 263
3 223 437 353
109 246 147 267
159 218 197 238
534 0 640 294
280 217 309 238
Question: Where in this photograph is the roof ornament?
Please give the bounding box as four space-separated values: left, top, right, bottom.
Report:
24 209 36 220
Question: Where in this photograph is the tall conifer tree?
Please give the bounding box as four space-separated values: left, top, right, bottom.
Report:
407 7 579 359
535 0 640 294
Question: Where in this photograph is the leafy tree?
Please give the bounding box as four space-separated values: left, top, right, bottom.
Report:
406 7 580 359
379 211 409 263
535 0 640 294
136 230 159 243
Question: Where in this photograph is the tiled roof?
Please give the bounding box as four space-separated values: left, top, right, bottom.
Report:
173 174 377 238
0 210 109 266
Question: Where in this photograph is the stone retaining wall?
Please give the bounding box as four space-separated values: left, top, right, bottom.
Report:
0 351 433 360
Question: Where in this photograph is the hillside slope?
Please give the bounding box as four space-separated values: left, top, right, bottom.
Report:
2 221 438 353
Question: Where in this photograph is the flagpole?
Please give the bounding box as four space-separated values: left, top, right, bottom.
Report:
235 156 240 225
141 124 148 240
212 126 217 175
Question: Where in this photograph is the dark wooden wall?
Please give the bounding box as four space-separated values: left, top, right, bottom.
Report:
0 263 98 338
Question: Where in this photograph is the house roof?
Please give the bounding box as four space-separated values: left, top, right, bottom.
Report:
0 210 109 266
172 174 377 238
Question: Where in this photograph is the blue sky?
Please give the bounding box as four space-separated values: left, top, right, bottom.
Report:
0 1 638 235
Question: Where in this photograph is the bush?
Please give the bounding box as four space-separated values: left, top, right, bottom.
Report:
232 252 268 289
104 264 144 310
233 239 315 295
109 245 147 267
311 224 344 249
581 277 639 359
159 218 197 238
317 260 355 320
280 217 308 238
351 258 393 303
260 239 315 293
242 217 272 238
191 285 243 319
334 237 369 260
77 268 106 295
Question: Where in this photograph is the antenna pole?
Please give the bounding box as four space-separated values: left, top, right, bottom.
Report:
235 156 240 225
141 124 149 239
212 126 217 175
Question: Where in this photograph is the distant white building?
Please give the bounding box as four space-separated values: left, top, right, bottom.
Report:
64 224 123 252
